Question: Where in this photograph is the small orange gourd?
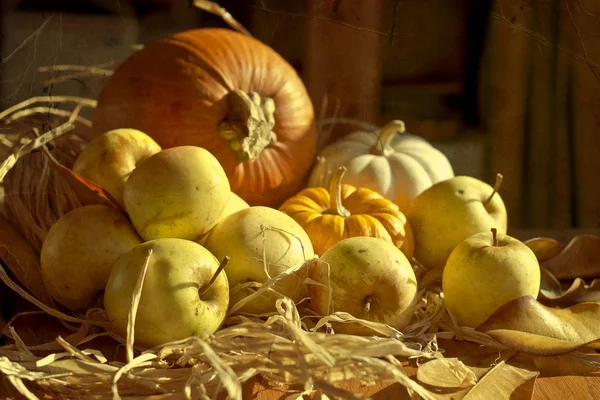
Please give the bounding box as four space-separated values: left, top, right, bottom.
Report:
279 164 414 259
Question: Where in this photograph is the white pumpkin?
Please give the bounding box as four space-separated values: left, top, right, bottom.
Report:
308 120 454 210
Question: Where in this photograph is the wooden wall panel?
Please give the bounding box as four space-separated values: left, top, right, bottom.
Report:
480 0 600 229
305 0 385 148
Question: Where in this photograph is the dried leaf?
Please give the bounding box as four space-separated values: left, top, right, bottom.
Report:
530 350 600 377
51 158 122 210
477 295 600 356
541 234 600 280
539 266 600 306
417 358 477 388
416 351 537 400
524 237 564 261
0 214 52 305
462 360 538 400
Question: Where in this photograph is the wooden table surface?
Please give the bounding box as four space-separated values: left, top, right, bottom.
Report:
239 338 600 399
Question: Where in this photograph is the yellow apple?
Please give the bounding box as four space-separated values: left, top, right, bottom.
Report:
73 128 161 207
198 192 249 246
123 146 230 241
40 205 142 311
104 238 229 348
309 236 418 335
203 206 314 315
406 174 507 268
442 229 541 328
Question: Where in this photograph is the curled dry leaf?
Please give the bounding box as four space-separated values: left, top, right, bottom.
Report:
524 237 564 261
417 358 477 388
0 215 52 305
539 266 600 307
52 160 122 210
541 234 600 280
460 360 538 400
416 351 538 400
477 295 600 356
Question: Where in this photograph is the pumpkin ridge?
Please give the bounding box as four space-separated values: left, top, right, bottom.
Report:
154 37 234 93
158 29 252 88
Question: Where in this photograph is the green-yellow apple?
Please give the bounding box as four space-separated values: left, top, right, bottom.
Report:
104 238 229 348
73 128 161 207
203 206 314 315
198 192 249 246
406 174 507 268
40 205 142 311
309 236 418 335
442 229 541 328
123 146 231 241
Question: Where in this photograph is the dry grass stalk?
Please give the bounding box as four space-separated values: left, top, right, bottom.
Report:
3 107 92 127
37 63 115 86
193 0 252 36
0 100 96 252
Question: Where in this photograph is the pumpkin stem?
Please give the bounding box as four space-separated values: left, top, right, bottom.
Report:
370 120 406 156
217 90 277 162
325 166 351 218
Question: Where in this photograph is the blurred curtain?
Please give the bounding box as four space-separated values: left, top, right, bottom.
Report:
479 0 600 229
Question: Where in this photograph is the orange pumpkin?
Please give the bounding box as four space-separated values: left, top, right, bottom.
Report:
279 165 414 259
92 28 317 207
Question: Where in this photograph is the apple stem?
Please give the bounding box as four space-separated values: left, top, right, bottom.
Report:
370 120 406 155
364 295 373 314
491 228 498 247
325 166 351 218
483 173 504 206
199 256 230 298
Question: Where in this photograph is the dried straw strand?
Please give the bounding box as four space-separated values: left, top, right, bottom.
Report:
3 107 92 127
38 64 115 74
0 263 110 329
193 0 252 36
125 249 153 364
0 96 96 121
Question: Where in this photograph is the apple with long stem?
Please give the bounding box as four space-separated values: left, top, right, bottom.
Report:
104 238 230 348
407 173 507 269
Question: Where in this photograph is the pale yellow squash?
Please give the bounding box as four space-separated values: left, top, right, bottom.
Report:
308 120 454 210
